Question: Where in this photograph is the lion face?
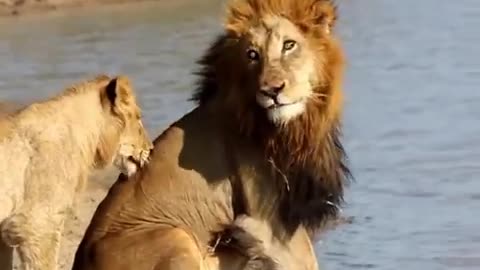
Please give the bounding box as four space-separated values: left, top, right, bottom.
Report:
113 107 153 177
98 76 153 177
194 0 343 131
244 16 318 125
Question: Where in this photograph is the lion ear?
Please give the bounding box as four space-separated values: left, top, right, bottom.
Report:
304 0 337 35
102 75 132 109
224 0 255 35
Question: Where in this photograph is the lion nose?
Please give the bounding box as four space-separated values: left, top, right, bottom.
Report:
260 81 286 98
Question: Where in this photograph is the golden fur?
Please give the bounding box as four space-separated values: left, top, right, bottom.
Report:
0 75 152 270
73 0 350 269
195 0 348 234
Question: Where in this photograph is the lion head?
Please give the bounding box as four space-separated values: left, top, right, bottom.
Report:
193 0 351 233
195 0 344 126
94 75 153 177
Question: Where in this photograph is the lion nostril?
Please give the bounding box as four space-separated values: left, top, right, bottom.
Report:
260 81 286 98
274 82 286 93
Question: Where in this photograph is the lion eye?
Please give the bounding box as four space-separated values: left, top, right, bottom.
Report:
283 40 297 51
246 49 260 61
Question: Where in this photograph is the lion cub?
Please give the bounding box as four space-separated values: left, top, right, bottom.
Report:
0 75 153 270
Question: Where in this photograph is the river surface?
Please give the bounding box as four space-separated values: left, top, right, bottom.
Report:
1 0 479 269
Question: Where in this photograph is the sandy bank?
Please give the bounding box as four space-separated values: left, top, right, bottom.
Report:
0 0 185 17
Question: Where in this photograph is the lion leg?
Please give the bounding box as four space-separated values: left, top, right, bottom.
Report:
2 212 65 270
79 227 205 270
152 228 205 270
287 227 319 270
0 240 14 270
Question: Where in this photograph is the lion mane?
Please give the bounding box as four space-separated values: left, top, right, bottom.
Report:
193 0 351 234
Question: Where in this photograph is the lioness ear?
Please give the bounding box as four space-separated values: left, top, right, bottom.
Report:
102 76 132 108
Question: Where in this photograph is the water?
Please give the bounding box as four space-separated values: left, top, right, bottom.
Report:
1 0 479 269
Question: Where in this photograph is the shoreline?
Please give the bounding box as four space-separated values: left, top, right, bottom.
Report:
0 0 191 17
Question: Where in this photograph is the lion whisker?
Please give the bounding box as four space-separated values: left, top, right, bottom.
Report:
267 158 290 192
313 92 328 97
206 233 222 256
325 200 336 207
311 92 328 101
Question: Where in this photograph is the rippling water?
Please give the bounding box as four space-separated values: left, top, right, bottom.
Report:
1 0 479 269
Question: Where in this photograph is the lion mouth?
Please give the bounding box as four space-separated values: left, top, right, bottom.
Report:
265 99 305 110
267 102 297 109
263 100 306 124
257 93 306 110
127 150 151 168
127 156 141 167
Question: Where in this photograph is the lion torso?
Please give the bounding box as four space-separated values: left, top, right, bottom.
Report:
74 106 320 270
77 107 235 248
0 95 107 220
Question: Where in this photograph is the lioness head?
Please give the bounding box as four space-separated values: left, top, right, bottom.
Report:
96 75 153 176
195 0 343 127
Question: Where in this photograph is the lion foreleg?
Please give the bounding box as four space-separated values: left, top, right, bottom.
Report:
286 227 319 270
2 212 65 270
17 220 64 270
151 228 205 270
74 227 206 270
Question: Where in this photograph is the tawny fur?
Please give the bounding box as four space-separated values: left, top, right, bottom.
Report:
194 0 349 235
73 1 350 270
214 215 315 270
0 75 152 270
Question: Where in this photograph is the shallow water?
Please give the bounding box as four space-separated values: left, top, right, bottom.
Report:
1 0 479 269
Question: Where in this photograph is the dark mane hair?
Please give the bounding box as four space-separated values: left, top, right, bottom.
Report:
191 0 351 236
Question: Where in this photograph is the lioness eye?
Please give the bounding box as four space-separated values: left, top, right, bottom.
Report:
283 40 297 51
246 49 260 61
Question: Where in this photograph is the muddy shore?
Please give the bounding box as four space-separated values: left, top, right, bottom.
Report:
0 0 171 17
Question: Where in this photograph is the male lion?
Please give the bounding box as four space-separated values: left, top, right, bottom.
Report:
73 0 350 269
0 75 153 270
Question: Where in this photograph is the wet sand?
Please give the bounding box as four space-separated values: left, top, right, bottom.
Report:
0 0 216 17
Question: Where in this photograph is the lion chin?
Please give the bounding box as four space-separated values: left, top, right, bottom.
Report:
116 157 138 177
264 102 306 125
256 93 308 125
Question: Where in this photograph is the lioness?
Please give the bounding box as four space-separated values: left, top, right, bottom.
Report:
73 0 350 269
0 75 153 270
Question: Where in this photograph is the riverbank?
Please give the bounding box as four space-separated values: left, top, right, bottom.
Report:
0 0 203 17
